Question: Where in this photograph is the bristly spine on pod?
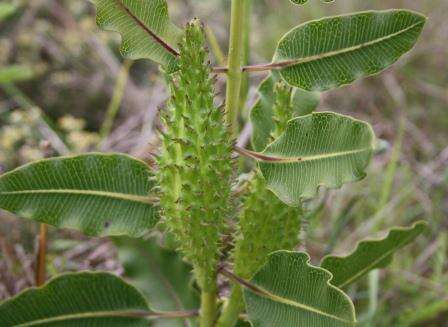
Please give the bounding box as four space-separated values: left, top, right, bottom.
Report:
156 19 233 292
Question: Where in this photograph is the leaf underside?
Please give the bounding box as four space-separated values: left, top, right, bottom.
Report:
321 221 427 288
0 153 158 237
244 251 356 327
259 112 375 206
0 272 150 327
250 72 320 152
91 0 182 72
115 237 199 327
274 9 426 91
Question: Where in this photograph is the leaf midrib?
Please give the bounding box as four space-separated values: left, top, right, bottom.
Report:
249 282 354 324
337 226 423 288
0 189 156 205
114 0 179 57
14 310 151 327
275 19 424 68
261 147 371 164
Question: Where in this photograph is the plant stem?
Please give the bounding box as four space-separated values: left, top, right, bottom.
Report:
225 0 246 137
200 290 217 327
205 26 226 66
99 59 132 144
216 286 244 327
35 223 47 286
239 0 251 118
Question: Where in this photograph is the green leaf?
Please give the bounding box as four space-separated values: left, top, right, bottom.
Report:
115 237 199 327
321 221 427 288
250 73 320 152
273 10 426 91
0 65 35 84
0 272 151 326
91 0 182 72
256 112 375 206
243 251 356 326
0 153 159 237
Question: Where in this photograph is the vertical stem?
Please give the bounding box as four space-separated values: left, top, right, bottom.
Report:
216 285 244 327
239 0 251 117
99 59 132 144
367 269 379 322
225 0 246 137
205 26 226 66
200 290 218 327
35 223 47 286
366 117 405 323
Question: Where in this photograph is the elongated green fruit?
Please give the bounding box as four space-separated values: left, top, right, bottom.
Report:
218 83 302 327
250 73 320 152
156 19 233 293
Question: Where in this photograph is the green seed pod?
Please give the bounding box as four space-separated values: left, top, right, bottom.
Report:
156 19 233 292
219 81 303 325
233 174 302 279
234 80 302 280
271 80 294 140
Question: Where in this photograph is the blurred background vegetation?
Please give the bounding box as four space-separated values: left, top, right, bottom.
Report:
0 0 447 325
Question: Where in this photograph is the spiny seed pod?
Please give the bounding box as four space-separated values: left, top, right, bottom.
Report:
156 19 233 292
271 80 294 140
233 175 302 279
233 81 302 279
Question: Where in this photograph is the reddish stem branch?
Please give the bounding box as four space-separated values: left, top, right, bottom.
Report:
213 60 297 74
36 223 47 286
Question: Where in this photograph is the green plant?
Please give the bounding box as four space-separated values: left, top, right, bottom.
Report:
0 1 429 326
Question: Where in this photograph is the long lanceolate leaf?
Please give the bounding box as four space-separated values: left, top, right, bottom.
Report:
91 0 182 72
321 221 427 288
0 272 151 326
0 153 158 237
274 10 426 91
241 251 356 326
255 112 375 206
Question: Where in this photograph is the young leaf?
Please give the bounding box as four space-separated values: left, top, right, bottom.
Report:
0 65 35 84
273 10 426 91
250 73 320 151
0 272 151 326
115 237 199 327
241 251 356 326
91 0 182 72
255 112 375 206
321 221 427 288
0 153 158 237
